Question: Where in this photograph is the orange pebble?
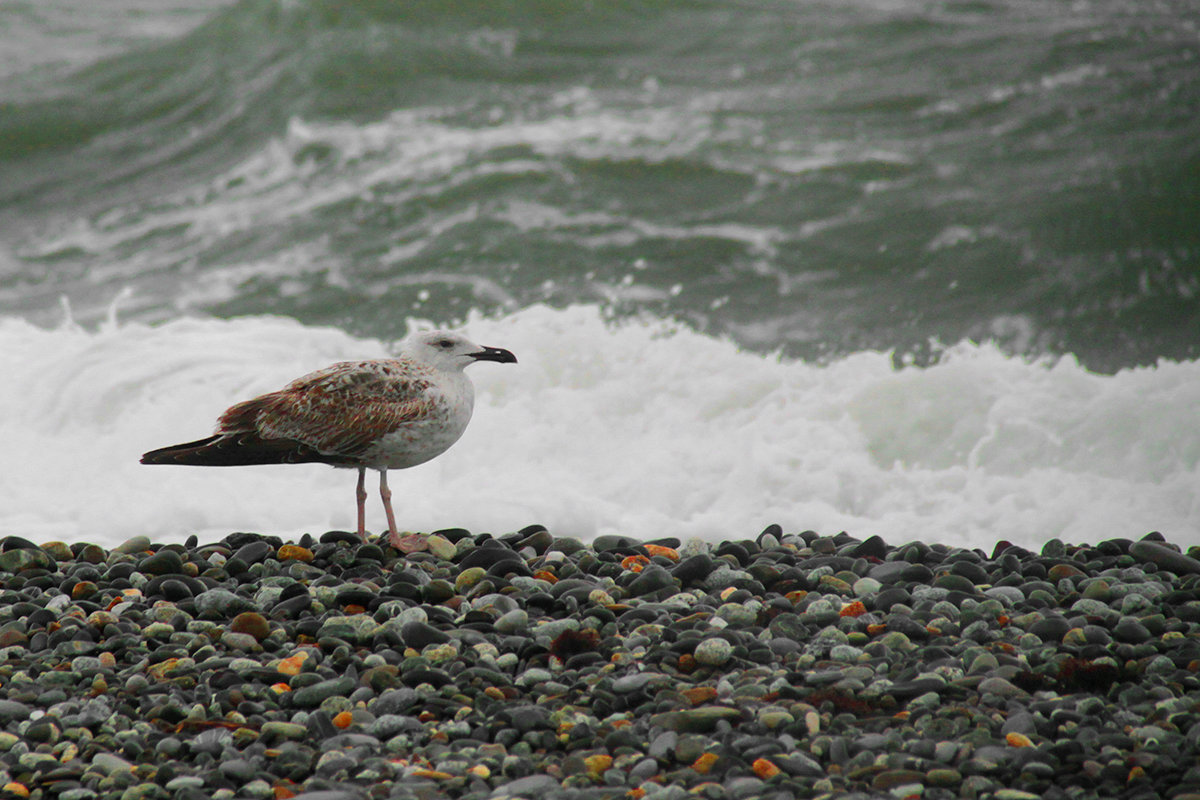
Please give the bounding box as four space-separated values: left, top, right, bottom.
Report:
785 590 808 604
343 604 366 615
332 711 353 729
866 623 888 635
533 570 559 583
621 555 650 572
681 686 718 706
583 754 613 776
418 710 437 722
484 686 506 700
627 789 647 800
691 753 719 774
269 683 291 694
3 783 29 798
677 654 696 674
107 590 140 610
1129 766 1147 782
276 652 308 675
839 601 867 617
1006 732 1033 747
644 544 680 561
277 544 314 562
752 758 781 779
273 785 297 799
410 769 453 780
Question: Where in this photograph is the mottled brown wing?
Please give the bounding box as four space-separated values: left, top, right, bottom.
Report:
217 360 434 459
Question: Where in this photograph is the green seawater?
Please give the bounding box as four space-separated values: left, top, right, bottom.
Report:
1 0 1197 370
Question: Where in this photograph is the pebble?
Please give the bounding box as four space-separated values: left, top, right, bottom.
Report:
1129 539 1200 575
694 637 734 666
0 528 1196 800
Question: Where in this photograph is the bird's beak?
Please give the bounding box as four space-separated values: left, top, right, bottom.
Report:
469 346 518 364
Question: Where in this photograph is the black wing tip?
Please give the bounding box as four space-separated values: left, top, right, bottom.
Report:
140 434 357 467
140 436 221 465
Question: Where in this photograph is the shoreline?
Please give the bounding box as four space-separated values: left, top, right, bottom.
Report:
2 527 1199 799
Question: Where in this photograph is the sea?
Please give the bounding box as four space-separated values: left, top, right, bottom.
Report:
2 0 1198 551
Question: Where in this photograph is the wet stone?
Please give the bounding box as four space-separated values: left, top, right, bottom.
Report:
694 638 734 666
869 561 932 584
1113 618 1152 644
494 609 529 634
628 565 677 596
194 588 258 616
114 535 152 554
0 548 55 572
400 621 450 649
613 672 670 694
138 549 184 575
651 707 742 733
230 612 270 641
292 677 356 707
156 578 195 600
593 535 641 553
1028 616 1070 641
4 528 1197 800
1130 540 1200 576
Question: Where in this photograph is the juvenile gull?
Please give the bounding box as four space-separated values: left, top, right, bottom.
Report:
141 330 516 550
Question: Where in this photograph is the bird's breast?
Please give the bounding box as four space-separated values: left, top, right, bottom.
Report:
361 377 474 469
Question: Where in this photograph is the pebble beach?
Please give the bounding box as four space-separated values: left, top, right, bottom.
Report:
3 526 1200 800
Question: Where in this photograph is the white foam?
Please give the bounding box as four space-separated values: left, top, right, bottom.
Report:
3 304 1198 550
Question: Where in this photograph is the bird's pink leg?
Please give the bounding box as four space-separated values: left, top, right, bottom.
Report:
355 467 368 539
383 469 427 553
379 469 398 537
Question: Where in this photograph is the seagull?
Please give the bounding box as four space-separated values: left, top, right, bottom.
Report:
141 330 517 551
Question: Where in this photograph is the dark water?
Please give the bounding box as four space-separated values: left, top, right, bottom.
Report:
2 0 1198 371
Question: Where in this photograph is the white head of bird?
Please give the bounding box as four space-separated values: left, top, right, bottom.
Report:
402 330 518 371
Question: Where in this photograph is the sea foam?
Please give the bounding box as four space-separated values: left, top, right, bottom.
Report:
3 303 1197 550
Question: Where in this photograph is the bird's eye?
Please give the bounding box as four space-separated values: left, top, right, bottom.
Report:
436 339 454 349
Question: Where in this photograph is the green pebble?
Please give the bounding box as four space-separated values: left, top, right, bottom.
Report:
455 567 488 593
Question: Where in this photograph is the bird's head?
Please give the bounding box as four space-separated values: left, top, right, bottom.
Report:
404 330 518 371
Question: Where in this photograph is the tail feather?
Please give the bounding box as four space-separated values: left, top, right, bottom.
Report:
140 434 353 467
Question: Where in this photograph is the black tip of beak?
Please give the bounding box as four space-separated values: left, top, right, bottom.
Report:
471 346 517 364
